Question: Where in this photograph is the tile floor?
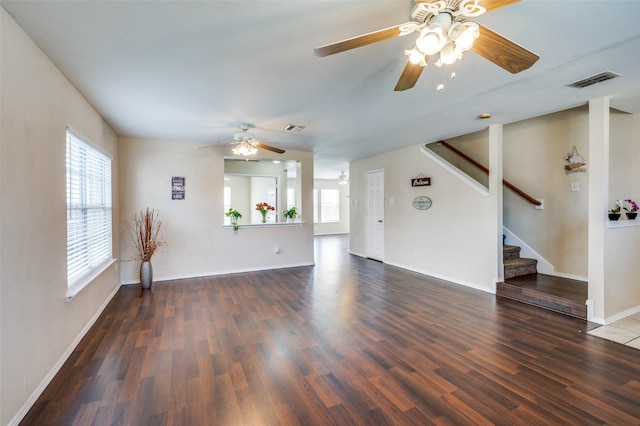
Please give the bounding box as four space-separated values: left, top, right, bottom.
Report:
588 311 640 350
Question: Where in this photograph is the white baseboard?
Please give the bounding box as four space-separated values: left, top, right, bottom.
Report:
9 284 121 426
603 304 640 325
120 262 316 286
382 260 495 295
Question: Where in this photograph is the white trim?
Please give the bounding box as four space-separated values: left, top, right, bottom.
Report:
66 258 116 301
420 145 489 196
119 262 316 285
9 284 121 426
603 304 640 325
383 260 495 294
502 227 554 275
223 222 304 230
607 219 640 228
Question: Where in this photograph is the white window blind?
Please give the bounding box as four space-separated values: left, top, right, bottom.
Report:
66 130 112 288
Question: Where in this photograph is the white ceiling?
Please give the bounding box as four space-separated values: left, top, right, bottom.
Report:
3 0 640 179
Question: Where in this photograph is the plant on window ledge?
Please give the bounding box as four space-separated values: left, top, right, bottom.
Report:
624 199 638 220
255 202 275 223
283 206 298 222
608 200 623 221
225 208 242 231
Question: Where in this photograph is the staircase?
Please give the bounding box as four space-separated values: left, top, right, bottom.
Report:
503 244 537 279
498 241 588 320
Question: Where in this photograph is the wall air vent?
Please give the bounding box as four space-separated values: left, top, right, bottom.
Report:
283 124 306 132
566 71 621 88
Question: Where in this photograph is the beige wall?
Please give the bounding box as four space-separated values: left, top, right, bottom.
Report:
118 139 315 283
445 108 590 279
1 9 120 424
604 111 640 320
503 107 590 279
350 144 500 292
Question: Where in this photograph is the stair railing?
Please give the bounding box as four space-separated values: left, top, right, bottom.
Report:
437 140 541 207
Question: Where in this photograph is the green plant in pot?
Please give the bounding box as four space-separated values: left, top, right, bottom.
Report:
624 199 638 220
125 207 165 290
283 206 298 222
608 200 623 221
225 208 242 231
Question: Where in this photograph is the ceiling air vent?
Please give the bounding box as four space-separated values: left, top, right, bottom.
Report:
566 71 621 88
283 124 306 132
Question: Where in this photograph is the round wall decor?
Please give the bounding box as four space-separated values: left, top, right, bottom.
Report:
412 196 432 210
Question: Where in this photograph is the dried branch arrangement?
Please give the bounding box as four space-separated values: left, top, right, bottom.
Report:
126 207 165 261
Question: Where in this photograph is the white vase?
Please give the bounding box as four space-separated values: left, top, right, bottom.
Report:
140 260 153 290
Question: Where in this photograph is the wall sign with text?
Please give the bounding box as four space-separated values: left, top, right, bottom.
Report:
412 196 432 210
411 175 431 187
172 176 185 200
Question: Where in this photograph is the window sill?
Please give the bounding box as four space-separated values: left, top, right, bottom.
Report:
223 222 304 230
607 220 640 228
66 258 116 301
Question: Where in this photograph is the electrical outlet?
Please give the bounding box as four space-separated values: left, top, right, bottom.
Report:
570 181 579 192
535 199 544 210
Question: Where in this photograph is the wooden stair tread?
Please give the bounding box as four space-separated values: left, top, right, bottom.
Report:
503 257 536 267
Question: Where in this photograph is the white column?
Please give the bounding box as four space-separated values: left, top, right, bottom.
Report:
489 124 504 288
587 97 609 323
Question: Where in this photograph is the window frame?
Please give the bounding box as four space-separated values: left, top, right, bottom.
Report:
66 129 114 300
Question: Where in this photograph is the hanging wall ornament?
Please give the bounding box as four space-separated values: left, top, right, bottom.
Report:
564 146 587 175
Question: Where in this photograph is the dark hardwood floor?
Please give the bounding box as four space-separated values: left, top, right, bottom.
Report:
22 235 640 425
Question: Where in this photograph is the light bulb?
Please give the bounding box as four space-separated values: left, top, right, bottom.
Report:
406 48 425 65
439 42 458 65
416 27 444 55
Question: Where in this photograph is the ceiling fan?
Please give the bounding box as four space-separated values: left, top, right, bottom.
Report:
216 123 285 156
314 0 539 91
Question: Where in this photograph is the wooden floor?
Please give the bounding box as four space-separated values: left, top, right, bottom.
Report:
22 235 640 425
504 273 588 302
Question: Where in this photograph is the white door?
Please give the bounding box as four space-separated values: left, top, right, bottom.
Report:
365 169 384 261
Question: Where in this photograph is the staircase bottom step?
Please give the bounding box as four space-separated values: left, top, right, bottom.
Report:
504 257 537 279
497 281 587 320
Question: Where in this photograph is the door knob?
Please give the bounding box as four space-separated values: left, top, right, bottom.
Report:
378 219 383 223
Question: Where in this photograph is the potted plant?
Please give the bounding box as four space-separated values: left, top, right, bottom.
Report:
125 207 165 290
225 208 242 231
624 199 639 220
255 202 275 223
608 200 622 221
283 206 298 222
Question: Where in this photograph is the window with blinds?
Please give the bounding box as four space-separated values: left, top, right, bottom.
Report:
66 129 112 291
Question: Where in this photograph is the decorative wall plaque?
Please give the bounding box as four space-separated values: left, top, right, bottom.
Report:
412 196 432 210
411 173 431 187
172 176 185 200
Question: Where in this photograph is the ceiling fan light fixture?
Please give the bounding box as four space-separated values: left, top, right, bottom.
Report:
449 21 478 51
406 48 427 65
338 171 349 185
438 42 461 66
416 26 445 56
232 140 258 156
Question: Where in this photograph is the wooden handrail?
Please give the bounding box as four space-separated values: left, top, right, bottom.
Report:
437 140 542 207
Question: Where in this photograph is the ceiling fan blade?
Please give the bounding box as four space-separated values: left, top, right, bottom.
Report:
394 60 425 91
477 0 521 13
414 0 520 13
471 24 539 74
314 23 408 57
257 142 285 154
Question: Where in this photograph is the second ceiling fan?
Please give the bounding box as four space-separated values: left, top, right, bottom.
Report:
223 123 285 156
314 0 539 91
